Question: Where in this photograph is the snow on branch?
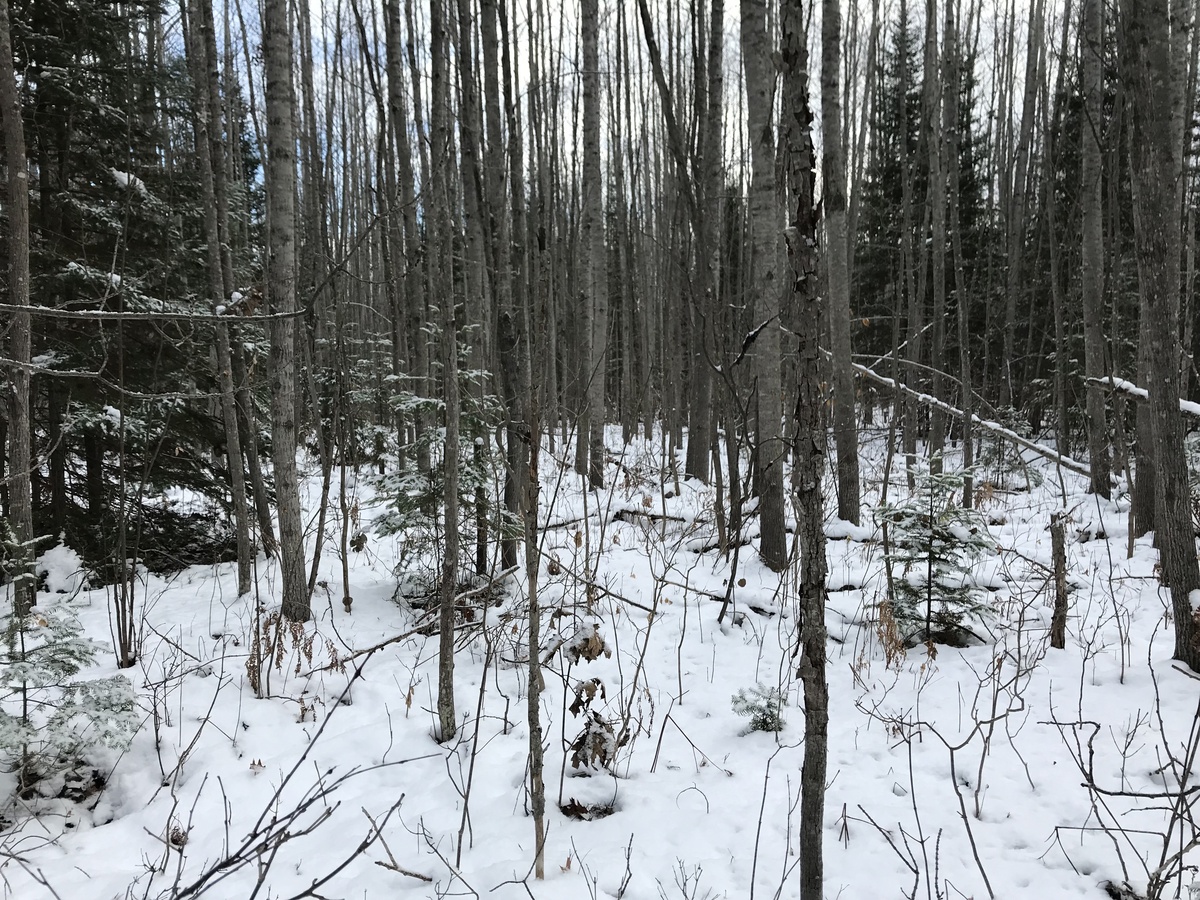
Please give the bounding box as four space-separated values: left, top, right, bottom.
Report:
1086 375 1200 418
853 362 1091 478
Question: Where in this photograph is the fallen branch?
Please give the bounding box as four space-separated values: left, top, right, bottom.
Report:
364 808 432 882
1086 375 1200 418
301 568 517 676
612 507 691 524
852 362 1091 478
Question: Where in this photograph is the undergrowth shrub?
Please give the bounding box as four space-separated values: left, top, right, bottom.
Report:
731 684 785 733
876 461 994 648
0 599 138 803
974 409 1044 493
371 371 514 597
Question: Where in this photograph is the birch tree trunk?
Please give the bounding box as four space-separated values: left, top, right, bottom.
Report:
741 0 787 571
263 0 309 621
822 0 862 522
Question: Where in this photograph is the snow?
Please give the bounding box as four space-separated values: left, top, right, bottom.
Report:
825 517 873 541
1101 375 1200 418
110 168 151 200
2 428 1198 900
35 543 88 595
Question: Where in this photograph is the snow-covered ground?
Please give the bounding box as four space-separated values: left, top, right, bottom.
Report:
2 427 1196 900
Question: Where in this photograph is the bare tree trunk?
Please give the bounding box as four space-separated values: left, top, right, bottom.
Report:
1122 0 1200 670
523 353 546 880
578 0 606 489
231 343 277 555
1050 512 1068 648
822 0 862 521
847 0 880 259
897 0 920 485
687 0 725 485
635 0 712 482
185 0 252 596
383 0 423 468
263 0 308 621
430 0 459 740
1044 0 1073 459
485 0 544 871
1081 0 1111 497
945 0 974 507
0 0 33 617
1002 0 1044 409
742 0 786 571
1130 117 1158 536
480 0 519 570
404 0 433 476
924 0 949 473
782 3 829 896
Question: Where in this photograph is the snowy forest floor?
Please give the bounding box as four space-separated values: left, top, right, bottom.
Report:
1 425 1196 900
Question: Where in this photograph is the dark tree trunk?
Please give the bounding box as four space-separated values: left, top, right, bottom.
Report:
1081 0 1112 498
782 3 830 896
429 0 459 741
1122 0 1200 670
1 0 34 616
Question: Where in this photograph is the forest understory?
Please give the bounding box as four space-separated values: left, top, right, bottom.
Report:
0 423 1195 900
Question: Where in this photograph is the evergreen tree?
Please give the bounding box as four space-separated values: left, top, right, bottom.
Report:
5 0 266 578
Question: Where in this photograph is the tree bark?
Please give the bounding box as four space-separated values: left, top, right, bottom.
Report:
742 0 787 571
923 0 948 472
185 0 252 596
577 0 606 489
1081 0 1112 498
429 0 459 740
1122 0 1200 670
1050 512 1068 649
480 0 520 570
782 3 830 896
263 0 308 621
897 0 921 487
383 0 423 467
0 0 33 617
684 0 725 485
945 0 974 507
1000 0 1043 409
1044 0 1072 461
821 0 862 522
